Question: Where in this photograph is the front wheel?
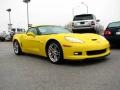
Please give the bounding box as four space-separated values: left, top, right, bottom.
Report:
13 41 22 55
47 41 63 64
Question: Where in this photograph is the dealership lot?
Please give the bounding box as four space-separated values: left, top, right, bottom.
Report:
0 42 120 90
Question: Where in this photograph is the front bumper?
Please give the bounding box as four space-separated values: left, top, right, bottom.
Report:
72 26 94 30
62 43 110 60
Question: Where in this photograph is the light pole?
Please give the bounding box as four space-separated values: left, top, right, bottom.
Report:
23 0 31 29
72 8 74 17
6 8 12 32
72 6 80 17
81 2 88 14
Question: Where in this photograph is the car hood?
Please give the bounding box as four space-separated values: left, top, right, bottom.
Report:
56 33 101 40
49 33 109 45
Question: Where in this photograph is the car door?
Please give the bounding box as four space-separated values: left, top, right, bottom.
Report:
22 27 40 54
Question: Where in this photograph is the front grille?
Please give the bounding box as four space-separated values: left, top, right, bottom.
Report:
87 49 106 55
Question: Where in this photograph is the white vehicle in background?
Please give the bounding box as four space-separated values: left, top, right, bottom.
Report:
9 28 25 40
11 28 25 34
0 31 7 41
72 14 100 33
0 28 25 41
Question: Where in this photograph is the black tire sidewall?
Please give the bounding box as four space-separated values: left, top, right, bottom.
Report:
13 41 22 55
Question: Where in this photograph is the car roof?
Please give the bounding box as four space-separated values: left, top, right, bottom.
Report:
74 14 94 17
109 21 120 24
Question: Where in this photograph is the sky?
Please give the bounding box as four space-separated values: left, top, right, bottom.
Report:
0 0 120 32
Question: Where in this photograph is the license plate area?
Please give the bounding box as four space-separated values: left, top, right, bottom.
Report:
116 32 120 35
80 22 85 24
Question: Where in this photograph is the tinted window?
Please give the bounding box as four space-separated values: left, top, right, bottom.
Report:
108 21 120 28
38 26 71 35
27 28 38 35
73 14 94 21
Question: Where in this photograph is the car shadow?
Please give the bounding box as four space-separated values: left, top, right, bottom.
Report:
110 44 120 50
61 57 109 66
21 53 109 66
22 53 49 62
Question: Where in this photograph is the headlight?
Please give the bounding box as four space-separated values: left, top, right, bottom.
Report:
65 37 84 43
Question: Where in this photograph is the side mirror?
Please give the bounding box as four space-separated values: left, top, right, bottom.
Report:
27 32 35 37
96 19 100 22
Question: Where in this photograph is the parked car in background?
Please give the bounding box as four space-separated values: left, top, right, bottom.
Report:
0 31 14 41
72 14 100 33
0 36 5 41
10 28 25 40
104 21 120 44
11 28 25 34
0 31 7 41
0 28 25 41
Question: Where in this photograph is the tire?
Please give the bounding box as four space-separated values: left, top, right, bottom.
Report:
47 41 63 64
13 40 22 55
0 37 5 41
72 29 76 33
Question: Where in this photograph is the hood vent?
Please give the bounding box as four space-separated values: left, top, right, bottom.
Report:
91 39 97 41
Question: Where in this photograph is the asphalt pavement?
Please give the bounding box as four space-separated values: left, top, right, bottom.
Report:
0 42 120 90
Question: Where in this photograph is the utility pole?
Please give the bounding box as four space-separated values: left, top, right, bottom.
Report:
81 2 88 14
6 8 12 32
23 0 31 29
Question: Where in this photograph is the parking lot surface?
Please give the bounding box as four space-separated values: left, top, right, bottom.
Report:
0 42 120 90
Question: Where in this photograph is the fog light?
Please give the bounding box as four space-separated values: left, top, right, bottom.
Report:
74 52 82 55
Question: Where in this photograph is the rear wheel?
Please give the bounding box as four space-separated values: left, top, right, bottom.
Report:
47 41 63 64
13 40 22 55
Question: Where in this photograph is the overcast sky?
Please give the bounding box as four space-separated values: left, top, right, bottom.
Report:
0 0 120 32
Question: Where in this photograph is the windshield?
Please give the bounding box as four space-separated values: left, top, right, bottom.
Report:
108 21 120 28
73 14 94 21
38 26 71 35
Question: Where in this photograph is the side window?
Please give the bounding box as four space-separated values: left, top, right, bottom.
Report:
27 28 37 35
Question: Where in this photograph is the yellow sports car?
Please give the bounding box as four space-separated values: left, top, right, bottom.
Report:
13 25 110 64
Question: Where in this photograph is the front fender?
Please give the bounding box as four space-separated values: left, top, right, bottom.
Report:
13 34 23 47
